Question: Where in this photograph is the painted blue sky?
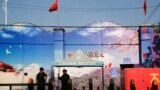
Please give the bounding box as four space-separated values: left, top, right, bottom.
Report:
0 22 139 70
0 0 157 70
0 23 54 69
64 21 139 66
0 0 160 26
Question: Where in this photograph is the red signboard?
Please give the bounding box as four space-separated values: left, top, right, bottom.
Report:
125 68 160 90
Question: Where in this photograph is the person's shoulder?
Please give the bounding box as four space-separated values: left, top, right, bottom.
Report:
67 74 70 77
36 73 40 77
43 72 47 75
37 72 40 75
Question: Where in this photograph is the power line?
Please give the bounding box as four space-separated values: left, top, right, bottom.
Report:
8 2 48 8
154 17 160 24
7 2 157 10
4 5 159 12
61 6 156 11
7 5 47 11
0 2 158 12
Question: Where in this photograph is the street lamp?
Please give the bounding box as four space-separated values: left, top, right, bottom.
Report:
2 0 8 25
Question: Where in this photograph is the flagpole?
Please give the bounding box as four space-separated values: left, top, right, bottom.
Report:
3 0 8 25
56 0 59 26
58 67 60 90
56 9 59 26
55 2 60 89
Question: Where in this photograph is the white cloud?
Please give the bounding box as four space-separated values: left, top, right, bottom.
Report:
14 64 23 70
22 27 41 37
86 21 120 33
1 33 14 38
78 31 90 36
4 23 26 33
74 21 122 37
4 23 42 37
27 30 39 37
104 29 124 37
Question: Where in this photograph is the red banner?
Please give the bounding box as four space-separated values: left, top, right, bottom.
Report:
125 68 160 90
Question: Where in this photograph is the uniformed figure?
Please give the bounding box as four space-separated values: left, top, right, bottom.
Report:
58 69 70 90
36 67 47 90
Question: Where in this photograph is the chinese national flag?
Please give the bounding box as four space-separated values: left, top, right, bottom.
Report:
49 0 58 12
143 0 147 15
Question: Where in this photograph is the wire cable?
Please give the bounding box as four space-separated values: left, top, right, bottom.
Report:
0 2 158 12
7 5 47 11
143 3 160 24
154 17 160 24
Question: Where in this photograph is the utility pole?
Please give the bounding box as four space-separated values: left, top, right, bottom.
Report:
2 0 8 25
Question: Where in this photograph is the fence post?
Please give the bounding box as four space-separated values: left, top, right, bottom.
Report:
56 86 59 90
89 78 93 90
97 87 99 90
82 86 85 90
9 85 12 90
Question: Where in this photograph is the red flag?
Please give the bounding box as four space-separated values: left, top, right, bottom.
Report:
104 62 112 69
49 0 58 12
143 0 147 15
108 62 112 68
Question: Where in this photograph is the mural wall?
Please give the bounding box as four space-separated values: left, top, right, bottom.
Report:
0 21 140 90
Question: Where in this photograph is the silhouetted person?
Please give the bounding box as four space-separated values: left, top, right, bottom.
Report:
36 67 47 90
108 79 115 90
89 78 93 90
151 79 158 90
130 79 136 90
58 69 70 90
48 77 54 90
68 78 72 90
28 77 33 90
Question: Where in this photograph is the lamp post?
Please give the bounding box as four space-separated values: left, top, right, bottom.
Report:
2 0 8 25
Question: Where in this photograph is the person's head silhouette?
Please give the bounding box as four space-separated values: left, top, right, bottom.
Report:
62 69 67 74
40 67 44 73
